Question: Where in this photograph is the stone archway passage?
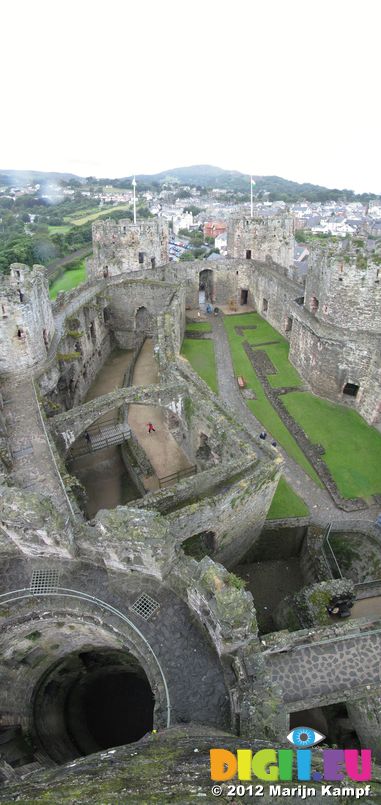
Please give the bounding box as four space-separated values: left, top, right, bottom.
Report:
135 306 151 334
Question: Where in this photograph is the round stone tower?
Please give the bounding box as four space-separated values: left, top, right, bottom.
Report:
0 264 55 374
304 241 381 332
289 241 381 425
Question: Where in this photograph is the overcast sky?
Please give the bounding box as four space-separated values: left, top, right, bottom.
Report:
1 0 380 192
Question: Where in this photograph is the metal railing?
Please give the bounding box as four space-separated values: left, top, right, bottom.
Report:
158 465 196 489
67 416 131 459
322 523 343 580
0 587 171 728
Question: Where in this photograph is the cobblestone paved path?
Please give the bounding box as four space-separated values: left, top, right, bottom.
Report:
211 315 379 525
1 376 71 513
265 628 381 703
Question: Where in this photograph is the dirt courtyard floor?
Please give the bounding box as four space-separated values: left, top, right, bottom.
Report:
128 339 193 490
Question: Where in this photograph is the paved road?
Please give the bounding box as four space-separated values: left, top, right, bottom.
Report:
211 315 378 526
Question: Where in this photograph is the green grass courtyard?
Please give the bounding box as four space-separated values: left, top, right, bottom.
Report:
223 312 381 500
181 324 218 394
266 477 309 520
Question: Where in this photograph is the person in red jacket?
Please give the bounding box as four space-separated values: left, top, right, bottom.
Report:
147 422 156 434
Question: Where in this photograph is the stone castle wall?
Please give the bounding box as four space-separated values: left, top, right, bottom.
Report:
106 277 178 350
41 292 113 411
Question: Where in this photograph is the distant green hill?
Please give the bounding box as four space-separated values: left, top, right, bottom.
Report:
0 169 83 187
120 165 378 202
1 165 379 202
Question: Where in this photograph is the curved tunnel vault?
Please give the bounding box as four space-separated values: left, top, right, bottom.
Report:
33 647 154 763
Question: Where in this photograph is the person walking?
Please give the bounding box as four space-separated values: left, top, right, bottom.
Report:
147 422 156 434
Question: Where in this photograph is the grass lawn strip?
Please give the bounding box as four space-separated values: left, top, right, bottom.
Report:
185 322 212 333
223 314 319 483
181 339 218 394
49 260 87 299
266 476 309 519
229 314 302 388
283 392 381 499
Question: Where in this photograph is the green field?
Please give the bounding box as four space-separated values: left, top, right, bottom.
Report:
283 392 381 499
266 477 309 519
185 321 212 333
49 260 87 299
48 224 72 235
65 204 131 226
223 313 319 483
224 312 381 499
181 338 218 393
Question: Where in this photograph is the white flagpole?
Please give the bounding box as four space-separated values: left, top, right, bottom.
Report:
250 175 253 218
132 176 137 224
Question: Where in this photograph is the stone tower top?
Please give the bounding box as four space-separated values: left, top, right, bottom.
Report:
89 217 169 279
226 214 295 272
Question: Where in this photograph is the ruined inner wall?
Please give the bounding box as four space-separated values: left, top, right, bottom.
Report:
163 258 301 339
90 218 169 279
42 293 113 411
106 278 182 350
0 264 55 373
227 215 295 273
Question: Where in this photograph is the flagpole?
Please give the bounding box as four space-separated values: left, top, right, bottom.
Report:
250 175 253 218
132 176 137 224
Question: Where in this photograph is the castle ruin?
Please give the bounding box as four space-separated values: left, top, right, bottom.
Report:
0 215 380 801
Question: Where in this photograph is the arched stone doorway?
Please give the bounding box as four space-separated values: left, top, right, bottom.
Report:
135 306 151 335
199 269 214 305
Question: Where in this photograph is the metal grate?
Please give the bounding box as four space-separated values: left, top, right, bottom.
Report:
130 593 160 621
30 569 60 595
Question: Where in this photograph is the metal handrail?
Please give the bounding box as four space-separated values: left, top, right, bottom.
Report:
0 587 171 728
322 522 343 580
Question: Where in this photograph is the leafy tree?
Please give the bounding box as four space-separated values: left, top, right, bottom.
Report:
183 205 202 217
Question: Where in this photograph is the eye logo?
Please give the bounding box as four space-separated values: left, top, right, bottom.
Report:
287 726 325 748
